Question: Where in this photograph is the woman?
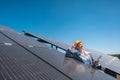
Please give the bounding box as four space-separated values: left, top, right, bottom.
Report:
66 40 99 67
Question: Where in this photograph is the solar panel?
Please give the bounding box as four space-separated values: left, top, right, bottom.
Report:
0 26 71 80
0 26 47 48
23 31 70 50
0 33 15 44
0 26 118 80
87 49 120 74
0 44 71 80
23 31 120 76
26 47 65 70
63 58 116 80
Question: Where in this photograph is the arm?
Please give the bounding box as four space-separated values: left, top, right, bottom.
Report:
91 55 101 69
89 53 99 66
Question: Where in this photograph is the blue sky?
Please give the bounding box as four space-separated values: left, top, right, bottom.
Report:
0 0 120 54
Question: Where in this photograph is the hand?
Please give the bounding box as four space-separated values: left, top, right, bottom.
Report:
94 60 99 65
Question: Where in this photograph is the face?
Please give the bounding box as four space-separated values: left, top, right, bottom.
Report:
75 43 83 50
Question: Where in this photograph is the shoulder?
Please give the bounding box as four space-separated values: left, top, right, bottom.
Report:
85 51 93 58
85 51 91 55
68 47 78 53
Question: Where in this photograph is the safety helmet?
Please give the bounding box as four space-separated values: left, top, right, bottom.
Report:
72 40 82 49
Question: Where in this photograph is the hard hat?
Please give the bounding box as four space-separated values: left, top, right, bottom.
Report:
72 40 82 48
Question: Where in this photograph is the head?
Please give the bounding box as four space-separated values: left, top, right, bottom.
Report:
72 40 83 50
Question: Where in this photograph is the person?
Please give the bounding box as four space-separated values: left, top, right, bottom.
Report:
66 40 100 68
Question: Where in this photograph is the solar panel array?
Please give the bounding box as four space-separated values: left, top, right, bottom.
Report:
0 26 71 80
0 26 116 80
25 30 120 75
